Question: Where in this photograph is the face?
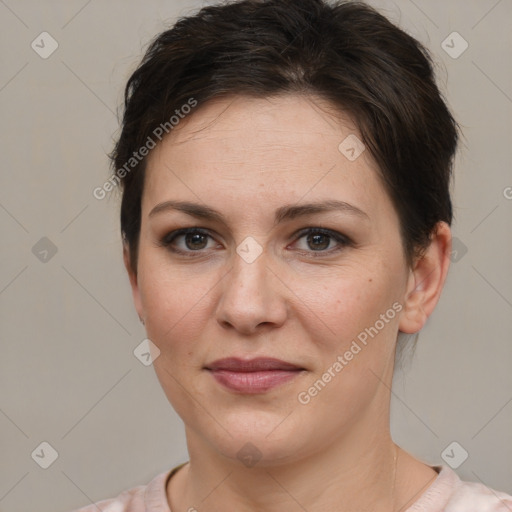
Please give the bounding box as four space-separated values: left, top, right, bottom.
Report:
126 94 416 465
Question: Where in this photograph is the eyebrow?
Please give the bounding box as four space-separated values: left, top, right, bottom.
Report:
149 199 369 226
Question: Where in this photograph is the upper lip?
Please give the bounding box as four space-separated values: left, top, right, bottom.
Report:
205 357 304 372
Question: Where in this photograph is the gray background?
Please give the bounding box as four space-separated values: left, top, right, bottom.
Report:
0 1 511 511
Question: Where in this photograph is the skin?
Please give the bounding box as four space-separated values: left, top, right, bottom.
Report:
123 94 452 512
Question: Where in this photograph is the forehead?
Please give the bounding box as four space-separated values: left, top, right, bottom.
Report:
142 94 395 225
157 94 359 155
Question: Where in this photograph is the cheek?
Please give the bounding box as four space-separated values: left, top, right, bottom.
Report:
137 254 215 356
137 257 214 416
296 266 400 348
296 275 402 417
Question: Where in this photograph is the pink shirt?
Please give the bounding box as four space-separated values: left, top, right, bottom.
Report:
71 463 512 511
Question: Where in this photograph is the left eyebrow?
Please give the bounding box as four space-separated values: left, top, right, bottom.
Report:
273 200 369 226
148 199 370 225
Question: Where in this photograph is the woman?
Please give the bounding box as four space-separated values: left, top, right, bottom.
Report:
74 0 512 510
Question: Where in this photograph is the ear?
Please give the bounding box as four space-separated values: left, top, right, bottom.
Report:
123 240 145 324
399 222 452 334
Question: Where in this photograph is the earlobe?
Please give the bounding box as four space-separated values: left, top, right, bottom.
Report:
123 242 145 324
399 222 452 334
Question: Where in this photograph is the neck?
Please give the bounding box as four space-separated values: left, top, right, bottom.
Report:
172 421 405 512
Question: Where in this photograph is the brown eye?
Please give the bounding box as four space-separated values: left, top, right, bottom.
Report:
292 228 352 255
305 232 331 251
182 231 209 250
160 228 217 254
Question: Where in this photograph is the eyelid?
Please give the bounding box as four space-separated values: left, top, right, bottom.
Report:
291 226 352 244
159 227 217 247
289 226 353 255
158 226 353 256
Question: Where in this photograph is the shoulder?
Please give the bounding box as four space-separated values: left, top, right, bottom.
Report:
68 469 173 512
69 484 146 512
406 465 512 512
445 477 512 512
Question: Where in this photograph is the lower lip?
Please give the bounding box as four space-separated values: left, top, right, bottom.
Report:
208 369 303 393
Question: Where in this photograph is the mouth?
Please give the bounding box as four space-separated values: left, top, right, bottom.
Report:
204 357 306 394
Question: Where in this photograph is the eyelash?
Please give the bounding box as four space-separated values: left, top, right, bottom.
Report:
158 227 353 258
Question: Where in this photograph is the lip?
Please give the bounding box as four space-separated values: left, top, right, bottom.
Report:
205 357 305 393
206 357 303 372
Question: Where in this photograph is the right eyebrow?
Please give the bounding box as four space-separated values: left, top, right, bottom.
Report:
148 199 370 226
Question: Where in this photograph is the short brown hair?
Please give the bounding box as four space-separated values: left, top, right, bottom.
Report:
111 0 459 274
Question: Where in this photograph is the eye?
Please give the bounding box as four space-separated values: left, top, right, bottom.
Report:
158 226 352 257
291 227 352 255
159 228 219 255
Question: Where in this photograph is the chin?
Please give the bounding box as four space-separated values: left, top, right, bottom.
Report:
194 408 316 467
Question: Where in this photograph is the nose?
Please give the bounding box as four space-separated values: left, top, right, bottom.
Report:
215 248 288 335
